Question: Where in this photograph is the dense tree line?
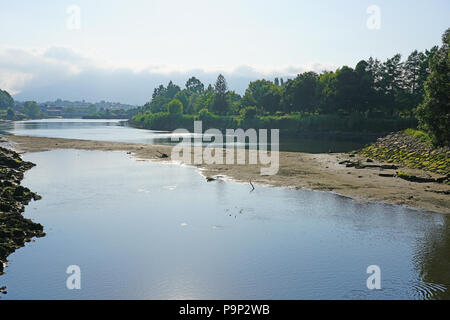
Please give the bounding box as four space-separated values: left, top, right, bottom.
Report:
134 30 450 142
139 46 439 121
416 28 450 146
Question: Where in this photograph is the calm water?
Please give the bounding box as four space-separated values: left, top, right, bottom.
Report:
0 119 371 153
0 149 449 299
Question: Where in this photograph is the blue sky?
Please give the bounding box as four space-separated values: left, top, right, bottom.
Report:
0 0 448 104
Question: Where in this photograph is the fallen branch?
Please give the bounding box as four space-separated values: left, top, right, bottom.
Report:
156 150 169 158
249 179 255 192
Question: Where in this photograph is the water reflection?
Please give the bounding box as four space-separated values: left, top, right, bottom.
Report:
0 119 373 153
0 149 447 299
413 218 450 299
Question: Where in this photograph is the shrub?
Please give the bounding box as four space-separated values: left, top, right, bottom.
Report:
167 99 183 114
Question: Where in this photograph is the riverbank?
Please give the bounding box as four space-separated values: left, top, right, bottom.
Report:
2 134 449 215
0 146 45 278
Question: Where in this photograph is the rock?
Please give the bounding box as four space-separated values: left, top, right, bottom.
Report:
206 177 216 182
0 147 45 269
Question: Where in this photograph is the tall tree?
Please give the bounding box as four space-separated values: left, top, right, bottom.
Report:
212 74 230 114
185 77 204 94
166 81 181 99
243 80 282 114
283 72 319 113
23 101 41 119
0 89 14 110
152 84 166 99
415 28 450 146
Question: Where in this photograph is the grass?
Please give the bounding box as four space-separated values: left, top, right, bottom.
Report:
403 128 433 146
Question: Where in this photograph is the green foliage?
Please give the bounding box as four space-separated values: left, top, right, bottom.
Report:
242 80 282 114
23 101 41 119
82 107 138 119
284 72 319 113
415 28 450 147
6 108 15 120
403 128 432 145
360 145 450 175
212 74 230 115
131 34 444 136
240 106 258 119
185 77 204 94
167 99 183 114
0 89 14 110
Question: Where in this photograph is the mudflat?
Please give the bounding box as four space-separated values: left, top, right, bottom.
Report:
2 134 449 214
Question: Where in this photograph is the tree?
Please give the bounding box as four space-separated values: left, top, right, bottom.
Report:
174 90 190 113
334 66 362 113
243 80 282 114
152 85 167 99
23 101 41 119
6 107 15 120
167 99 183 114
283 72 319 113
240 106 258 119
146 96 170 113
226 91 242 114
87 104 97 114
317 71 337 114
212 74 230 115
185 77 204 94
379 54 404 115
0 89 14 110
415 28 450 146
166 81 181 99
191 89 214 113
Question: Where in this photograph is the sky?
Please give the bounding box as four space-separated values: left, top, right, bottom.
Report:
0 0 449 105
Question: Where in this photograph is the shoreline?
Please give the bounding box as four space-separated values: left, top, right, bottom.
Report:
0 145 45 279
2 134 449 215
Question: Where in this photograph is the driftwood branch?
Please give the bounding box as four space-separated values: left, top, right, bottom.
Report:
249 179 255 192
156 150 169 158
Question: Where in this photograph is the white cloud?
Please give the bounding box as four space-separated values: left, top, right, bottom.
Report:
0 46 338 105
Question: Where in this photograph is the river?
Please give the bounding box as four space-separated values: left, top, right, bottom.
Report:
0 119 448 299
0 119 372 153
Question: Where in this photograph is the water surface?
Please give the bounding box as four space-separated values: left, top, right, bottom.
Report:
0 119 371 153
0 149 448 299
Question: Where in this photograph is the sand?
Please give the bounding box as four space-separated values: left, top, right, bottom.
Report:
2 134 449 214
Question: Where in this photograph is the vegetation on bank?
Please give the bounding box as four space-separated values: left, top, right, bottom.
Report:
130 112 417 135
415 29 450 146
0 146 45 275
81 107 138 119
359 130 449 176
357 30 449 176
0 93 138 121
131 28 449 140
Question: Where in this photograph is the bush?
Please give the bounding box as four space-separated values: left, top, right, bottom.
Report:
240 106 257 119
168 99 183 114
403 128 432 145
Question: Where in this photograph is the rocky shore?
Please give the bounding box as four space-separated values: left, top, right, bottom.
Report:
359 131 450 176
0 146 45 277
